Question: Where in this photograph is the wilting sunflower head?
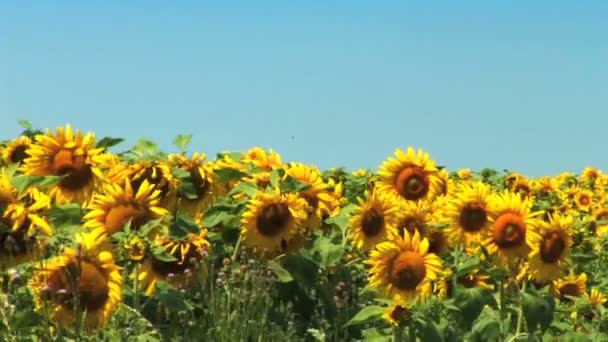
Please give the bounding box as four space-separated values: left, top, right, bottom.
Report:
383 303 411 326
2 136 31 165
484 191 541 265
20 124 105 205
445 181 493 247
242 147 282 171
528 213 573 282
83 179 169 235
367 229 443 302
377 147 440 202
348 190 400 252
29 231 122 331
241 188 310 256
553 273 587 303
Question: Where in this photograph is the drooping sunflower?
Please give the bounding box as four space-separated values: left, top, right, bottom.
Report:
444 182 493 247
2 135 31 165
83 179 169 235
553 273 587 303
367 230 443 302
434 268 493 299
348 191 400 252
588 288 607 308
20 124 105 205
240 188 309 255
29 230 122 331
483 191 541 265
377 147 440 202
138 230 211 296
0 206 52 269
527 214 573 282
168 152 218 216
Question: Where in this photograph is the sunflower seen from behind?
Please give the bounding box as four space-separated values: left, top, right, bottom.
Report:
367 229 443 302
30 230 122 331
84 179 169 235
240 188 309 256
348 190 399 252
484 191 541 265
377 147 440 202
20 124 105 205
528 213 573 283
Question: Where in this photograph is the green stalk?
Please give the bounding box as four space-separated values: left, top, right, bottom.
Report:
515 280 527 335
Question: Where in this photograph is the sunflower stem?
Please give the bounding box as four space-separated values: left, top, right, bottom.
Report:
393 325 404 342
499 277 506 322
515 279 527 335
232 234 243 261
133 263 141 312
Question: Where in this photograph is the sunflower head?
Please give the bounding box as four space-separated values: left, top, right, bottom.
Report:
588 288 607 307
367 230 443 302
581 167 602 183
241 188 310 256
553 273 587 303
168 152 219 216
445 181 493 247
528 213 573 282
242 147 282 171
457 168 473 180
20 124 104 205
574 189 594 212
30 231 122 331
348 190 399 252
383 303 411 326
138 230 211 296
484 191 541 265
0 209 50 269
377 147 440 202
2 136 31 165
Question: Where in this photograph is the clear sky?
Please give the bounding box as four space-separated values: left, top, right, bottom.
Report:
1 1 606 177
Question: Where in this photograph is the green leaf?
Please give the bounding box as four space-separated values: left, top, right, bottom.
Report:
169 211 201 239
203 204 238 228
96 136 124 150
138 219 164 237
455 258 481 277
280 175 312 193
155 282 192 311
522 291 555 333
453 287 497 329
132 138 159 156
344 305 385 327
268 260 294 283
284 253 320 289
46 203 83 226
172 167 199 200
470 314 500 342
172 134 192 152
228 181 259 198
18 120 32 130
215 168 247 183
269 169 284 188
413 318 442 342
11 175 64 193
324 203 357 231
312 236 344 267
150 245 178 262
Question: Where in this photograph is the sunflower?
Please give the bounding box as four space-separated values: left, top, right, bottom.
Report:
29 230 122 331
241 188 309 255
168 153 218 216
0 169 51 212
588 288 607 308
2 135 31 165
504 172 525 189
377 147 440 202
434 268 493 299
20 124 105 205
457 168 472 180
426 228 451 257
593 207 608 237
511 177 533 200
367 230 443 302
0 207 51 269
241 147 282 171
348 191 400 252
574 189 594 212
527 214 573 282
117 160 179 208
125 236 146 261
553 273 587 303
395 200 433 239
138 230 211 296
212 154 248 195
434 169 453 198
285 163 342 226
581 167 602 183
83 179 169 235
444 182 493 247
383 303 411 326
483 191 541 265
532 177 559 199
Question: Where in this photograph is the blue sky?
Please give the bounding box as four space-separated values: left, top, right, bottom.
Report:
1 1 606 176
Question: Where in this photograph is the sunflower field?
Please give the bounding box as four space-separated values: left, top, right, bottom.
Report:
1 121 608 341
